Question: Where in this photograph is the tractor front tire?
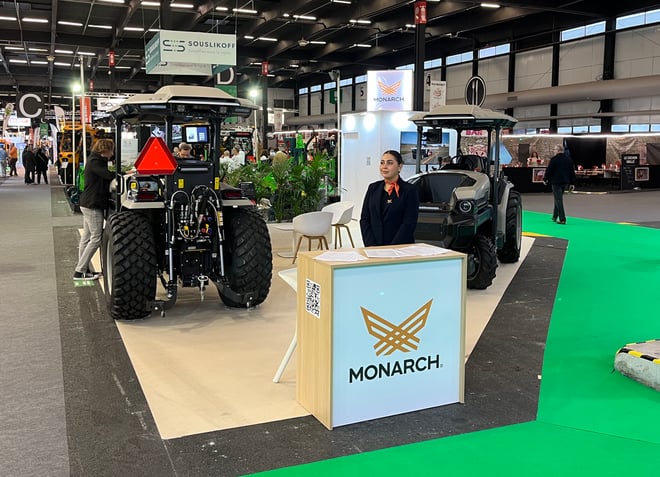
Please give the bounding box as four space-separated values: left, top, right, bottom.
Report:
467 233 498 290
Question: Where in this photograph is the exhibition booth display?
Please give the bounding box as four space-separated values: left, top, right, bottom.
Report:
295 245 466 430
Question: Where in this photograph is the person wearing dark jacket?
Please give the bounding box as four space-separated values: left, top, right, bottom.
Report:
34 147 50 184
360 150 419 247
73 139 116 280
543 144 576 225
22 145 36 184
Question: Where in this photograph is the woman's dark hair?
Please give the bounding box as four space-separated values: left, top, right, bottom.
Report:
383 149 404 165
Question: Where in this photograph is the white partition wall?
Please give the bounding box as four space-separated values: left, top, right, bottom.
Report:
340 111 419 219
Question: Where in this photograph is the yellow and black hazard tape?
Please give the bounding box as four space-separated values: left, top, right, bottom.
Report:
616 340 660 364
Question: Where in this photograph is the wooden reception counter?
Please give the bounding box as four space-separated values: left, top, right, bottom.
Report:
295 244 466 430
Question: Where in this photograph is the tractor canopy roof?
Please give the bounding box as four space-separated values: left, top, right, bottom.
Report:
410 105 517 130
109 85 257 123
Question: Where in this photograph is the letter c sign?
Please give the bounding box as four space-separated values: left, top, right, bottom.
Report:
17 93 44 118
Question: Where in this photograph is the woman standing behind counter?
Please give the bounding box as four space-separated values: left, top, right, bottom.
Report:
360 150 419 247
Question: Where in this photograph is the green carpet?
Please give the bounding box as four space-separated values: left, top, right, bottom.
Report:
253 211 660 476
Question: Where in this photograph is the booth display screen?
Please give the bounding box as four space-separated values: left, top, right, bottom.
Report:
400 130 450 165
184 125 209 143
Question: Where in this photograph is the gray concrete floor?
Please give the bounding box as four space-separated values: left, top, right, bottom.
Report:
1 169 658 477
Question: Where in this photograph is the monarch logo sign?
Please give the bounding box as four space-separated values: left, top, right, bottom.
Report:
349 299 441 383
367 70 413 112
361 299 432 356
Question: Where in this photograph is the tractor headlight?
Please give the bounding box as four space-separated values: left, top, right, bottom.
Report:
456 200 474 214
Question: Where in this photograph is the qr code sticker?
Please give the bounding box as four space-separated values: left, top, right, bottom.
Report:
305 278 321 319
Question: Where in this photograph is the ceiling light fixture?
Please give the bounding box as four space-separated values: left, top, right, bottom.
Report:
124 26 145 31
233 8 258 15
22 17 48 23
258 37 278 42
481 3 501 8
58 21 83 27
99 0 126 4
28 48 48 52
215 6 229 11
293 15 316 21
170 2 194 8
31 60 48 65
141 1 160 5
54 62 71 67
89 24 113 29
0 16 17 21
78 52 96 56
55 49 74 54
349 19 371 25
9 59 28 64
5 46 24 50
309 40 327 45
353 43 371 48
331 0 352 4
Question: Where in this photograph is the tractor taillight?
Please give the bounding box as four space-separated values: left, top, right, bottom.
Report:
221 189 243 199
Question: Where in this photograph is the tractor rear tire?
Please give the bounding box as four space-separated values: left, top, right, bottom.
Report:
498 190 522 263
218 207 272 307
102 211 157 320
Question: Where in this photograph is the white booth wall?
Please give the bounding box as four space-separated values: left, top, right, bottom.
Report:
340 110 457 221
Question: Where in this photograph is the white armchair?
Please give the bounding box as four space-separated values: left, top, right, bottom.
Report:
321 201 355 248
291 211 333 264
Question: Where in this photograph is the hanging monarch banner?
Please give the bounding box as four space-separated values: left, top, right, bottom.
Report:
366 70 413 112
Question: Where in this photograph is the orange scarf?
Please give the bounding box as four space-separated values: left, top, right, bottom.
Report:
385 179 399 197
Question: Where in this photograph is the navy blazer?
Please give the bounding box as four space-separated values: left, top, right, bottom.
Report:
360 178 420 247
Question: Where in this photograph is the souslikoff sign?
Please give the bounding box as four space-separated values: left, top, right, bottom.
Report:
146 30 236 76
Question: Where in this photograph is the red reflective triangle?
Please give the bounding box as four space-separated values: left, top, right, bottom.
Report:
134 137 178 175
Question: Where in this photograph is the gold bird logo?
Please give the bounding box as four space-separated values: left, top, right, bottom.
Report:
377 79 401 96
361 300 432 356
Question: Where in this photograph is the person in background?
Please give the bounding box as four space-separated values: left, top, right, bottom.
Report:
527 150 541 166
543 144 576 225
35 147 50 184
360 149 419 247
0 144 7 178
177 142 194 159
231 146 245 168
22 144 36 184
73 139 116 281
219 149 237 176
8 142 18 176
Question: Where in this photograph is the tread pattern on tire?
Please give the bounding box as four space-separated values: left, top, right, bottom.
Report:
218 207 272 308
467 233 497 290
498 190 522 263
103 212 157 320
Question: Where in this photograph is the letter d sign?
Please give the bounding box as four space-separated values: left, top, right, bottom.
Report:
17 93 44 119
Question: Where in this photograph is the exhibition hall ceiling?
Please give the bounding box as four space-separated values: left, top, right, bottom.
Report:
0 1 657 104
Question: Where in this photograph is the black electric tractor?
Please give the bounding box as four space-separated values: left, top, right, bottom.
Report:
407 105 522 289
102 85 272 320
